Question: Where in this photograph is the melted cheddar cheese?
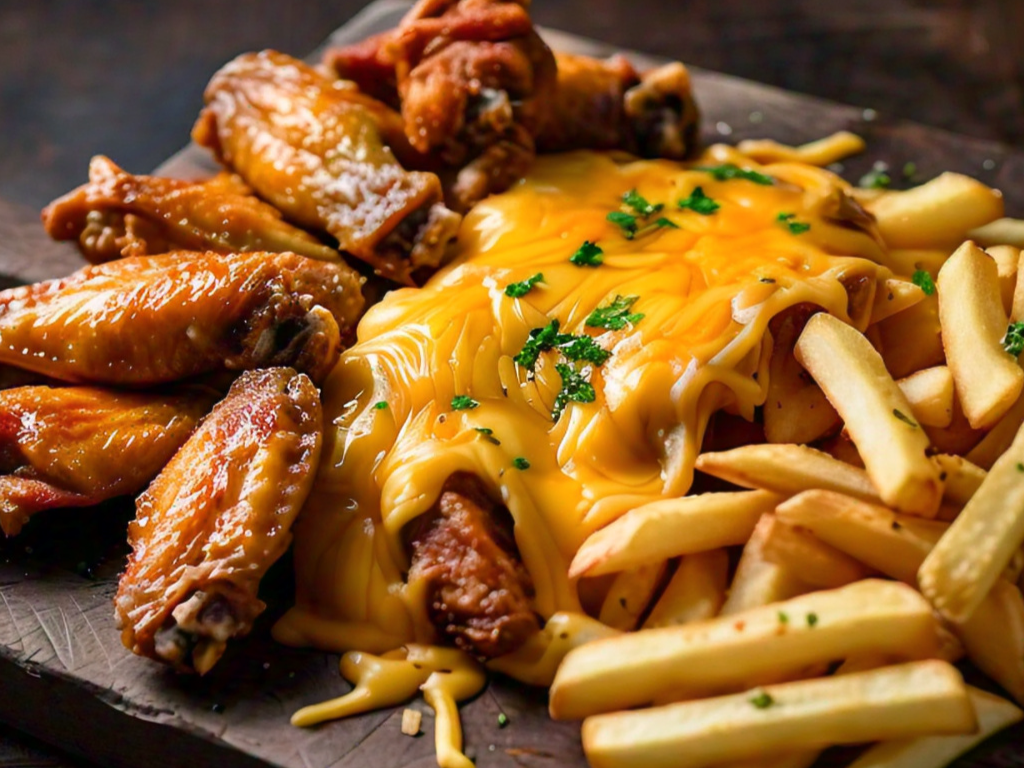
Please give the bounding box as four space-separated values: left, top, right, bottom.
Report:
273 146 899 669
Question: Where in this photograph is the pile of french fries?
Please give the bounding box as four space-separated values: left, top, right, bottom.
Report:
549 157 1024 768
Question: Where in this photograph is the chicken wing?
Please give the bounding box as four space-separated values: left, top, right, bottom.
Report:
115 367 322 674
0 250 362 386
0 385 215 536
536 52 700 159
192 50 461 285
41 156 341 264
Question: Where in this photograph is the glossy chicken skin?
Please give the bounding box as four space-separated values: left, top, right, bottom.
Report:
115 368 322 674
0 385 214 536
0 250 363 386
192 50 461 285
41 156 341 264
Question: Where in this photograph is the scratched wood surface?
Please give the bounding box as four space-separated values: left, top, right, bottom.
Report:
2 2 1024 767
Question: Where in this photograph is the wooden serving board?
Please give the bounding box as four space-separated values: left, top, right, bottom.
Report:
2 2 1024 766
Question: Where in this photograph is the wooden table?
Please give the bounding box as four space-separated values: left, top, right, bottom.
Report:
1 1 1023 765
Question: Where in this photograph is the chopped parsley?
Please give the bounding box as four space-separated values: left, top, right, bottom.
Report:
451 395 479 411
505 272 544 298
1004 322 1024 357
475 427 500 445
911 270 936 296
749 691 775 709
893 409 919 429
806 613 819 628
497 713 509 728
695 164 774 186
859 169 892 189
514 319 610 371
622 189 663 217
777 611 789 624
512 457 530 470
606 211 638 238
677 186 720 215
558 334 612 366
570 240 604 267
902 161 918 180
1016 462 1024 473
514 320 564 371
373 401 388 410
586 295 645 331
552 363 597 421
777 212 811 235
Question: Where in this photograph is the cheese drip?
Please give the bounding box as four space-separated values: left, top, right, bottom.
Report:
274 146 898 669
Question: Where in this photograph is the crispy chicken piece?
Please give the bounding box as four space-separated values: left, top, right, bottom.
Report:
115 367 322 674
41 156 341 264
0 385 214 536
192 50 461 285
407 473 539 659
326 0 557 212
0 250 362 386
536 52 700 159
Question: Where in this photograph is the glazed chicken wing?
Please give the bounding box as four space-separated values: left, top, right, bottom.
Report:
41 156 341 264
192 50 461 285
115 367 322 674
0 250 362 386
0 385 214 536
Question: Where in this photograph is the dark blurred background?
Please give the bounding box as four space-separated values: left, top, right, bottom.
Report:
0 0 1022 765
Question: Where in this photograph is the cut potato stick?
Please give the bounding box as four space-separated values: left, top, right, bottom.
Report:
866 172 1004 249
695 444 880 503
924 395 987 458
570 490 781 578
1013 248 1024 322
775 490 947 584
736 131 865 166
816 432 865 468
955 578 1024 704
795 312 943 516
581 660 974 768
938 241 1023 429
919 420 1024 623
643 550 729 629
760 517 873 588
875 295 945 380
846 686 1022 768
966 385 1024 468
598 561 668 631
720 514 809 615
932 453 985 509
987 244 1020 315
969 216 1024 249
896 366 954 428
550 579 939 721
870 278 926 325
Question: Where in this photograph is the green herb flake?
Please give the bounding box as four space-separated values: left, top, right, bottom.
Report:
570 240 604 267
750 691 775 709
504 272 545 298
514 320 564 371
777 611 789 624
859 169 892 189
497 713 510 728
586 295 645 331
512 457 530 470
451 395 479 411
902 161 918 180
558 334 612 366
1017 462 1024 473
911 270 936 296
607 211 639 239
776 212 811 235
514 319 611 372
553 363 597 421
622 189 664 217
893 409 919 429
677 186 721 215
1004 322 1024 357
475 427 500 445
373 401 388 410
807 613 819 628
696 164 774 186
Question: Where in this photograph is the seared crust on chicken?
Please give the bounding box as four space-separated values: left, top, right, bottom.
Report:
0 385 215 536
115 368 323 674
193 50 461 285
41 156 341 264
0 250 363 386
407 473 539 659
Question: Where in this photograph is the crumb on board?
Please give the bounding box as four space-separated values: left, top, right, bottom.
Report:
401 708 422 737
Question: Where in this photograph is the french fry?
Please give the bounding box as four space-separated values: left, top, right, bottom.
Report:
987 244 1020 315
695 444 880 503
775 490 947 584
816 432 865 468
938 240 1024 428
896 366 953 428
643 550 729 629
550 579 940 721
720 514 809 615
795 312 943 516
924 395 987 458
866 172 1004 249
570 490 781 578
870 278 926 325
846 686 1023 768
954 578 1024 704
1013 248 1024 322
919 420 1024 623
966 384 1024 468
760 516 873 588
932 453 985 509
580 661 975 768
875 295 945 379
736 131 866 166
969 216 1024 249
598 561 668 630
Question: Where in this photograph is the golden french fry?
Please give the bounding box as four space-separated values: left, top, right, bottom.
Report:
969 216 1024 249
760 516 873 588
581 660 975 768
866 172 1004 249
846 686 1022 768
550 579 940 721
720 514 809 615
570 490 781 579
932 454 985 509
924 396 987 458
896 366 953 428
598 561 668 631
816 432 865 468
775 490 947 584
955 578 1024 704
795 312 943 516
695 444 880 503
966 384 1024 469
1013 248 1024 322
987 244 1020 315
736 131 866 166
870 278 926 325
938 241 1023 428
643 550 729 629
875 295 945 380
919 420 1024 623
